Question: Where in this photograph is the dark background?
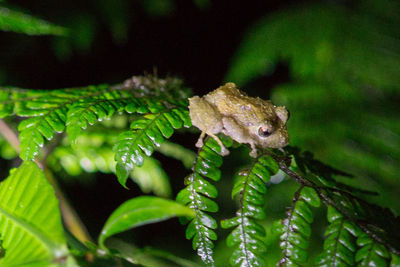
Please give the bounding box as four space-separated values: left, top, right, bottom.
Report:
1 0 293 92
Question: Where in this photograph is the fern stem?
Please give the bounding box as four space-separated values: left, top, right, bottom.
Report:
331 216 345 265
237 157 260 266
189 141 216 265
279 186 303 266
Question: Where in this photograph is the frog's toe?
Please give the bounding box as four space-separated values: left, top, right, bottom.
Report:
195 138 204 148
249 149 258 158
220 147 230 156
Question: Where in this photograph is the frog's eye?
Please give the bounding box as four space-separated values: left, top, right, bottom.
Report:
258 127 272 137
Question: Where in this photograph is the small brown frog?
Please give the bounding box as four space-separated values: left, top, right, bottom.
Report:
189 82 289 157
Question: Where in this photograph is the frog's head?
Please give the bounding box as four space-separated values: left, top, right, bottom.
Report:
255 106 290 148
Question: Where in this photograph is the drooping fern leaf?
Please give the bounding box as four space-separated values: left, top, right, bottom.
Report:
316 206 359 266
221 154 279 267
356 233 390 266
114 102 191 187
176 137 230 267
278 186 320 266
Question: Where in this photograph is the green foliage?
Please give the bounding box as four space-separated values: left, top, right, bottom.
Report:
0 85 121 160
226 3 400 88
226 1 400 213
316 206 359 266
0 161 69 266
48 132 119 177
356 233 390 266
221 155 279 267
66 89 133 146
284 147 400 255
322 187 400 255
99 196 195 249
114 103 191 187
177 137 230 266
279 186 320 266
1 1 400 261
0 75 191 163
0 73 399 266
0 6 67 35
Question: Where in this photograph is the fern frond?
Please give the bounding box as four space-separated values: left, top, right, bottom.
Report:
220 154 279 267
176 137 230 267
0 85 111 159
316 206 359 266
0 76 190 162
279 186 320 266
114 102 191 186
356 233 390 266
66 90 134 145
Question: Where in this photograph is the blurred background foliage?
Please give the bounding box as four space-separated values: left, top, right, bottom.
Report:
0 0 399 266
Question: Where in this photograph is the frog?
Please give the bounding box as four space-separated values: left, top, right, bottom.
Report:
188 82 289 157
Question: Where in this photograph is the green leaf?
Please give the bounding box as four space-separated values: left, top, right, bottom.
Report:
300 186 320 207
0 76 190 162
0 7 68 35
356 233 390 266
66 89 133 145
0 161 68 266
114 107 189 187
99 196 194 248
279 186 317 266
176 137 229 266
316 206 358 266
222 154 279 267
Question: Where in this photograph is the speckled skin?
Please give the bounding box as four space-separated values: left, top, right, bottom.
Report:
189 82 289 157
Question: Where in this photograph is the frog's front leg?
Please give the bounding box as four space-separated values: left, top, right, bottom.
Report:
249 142 258 158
